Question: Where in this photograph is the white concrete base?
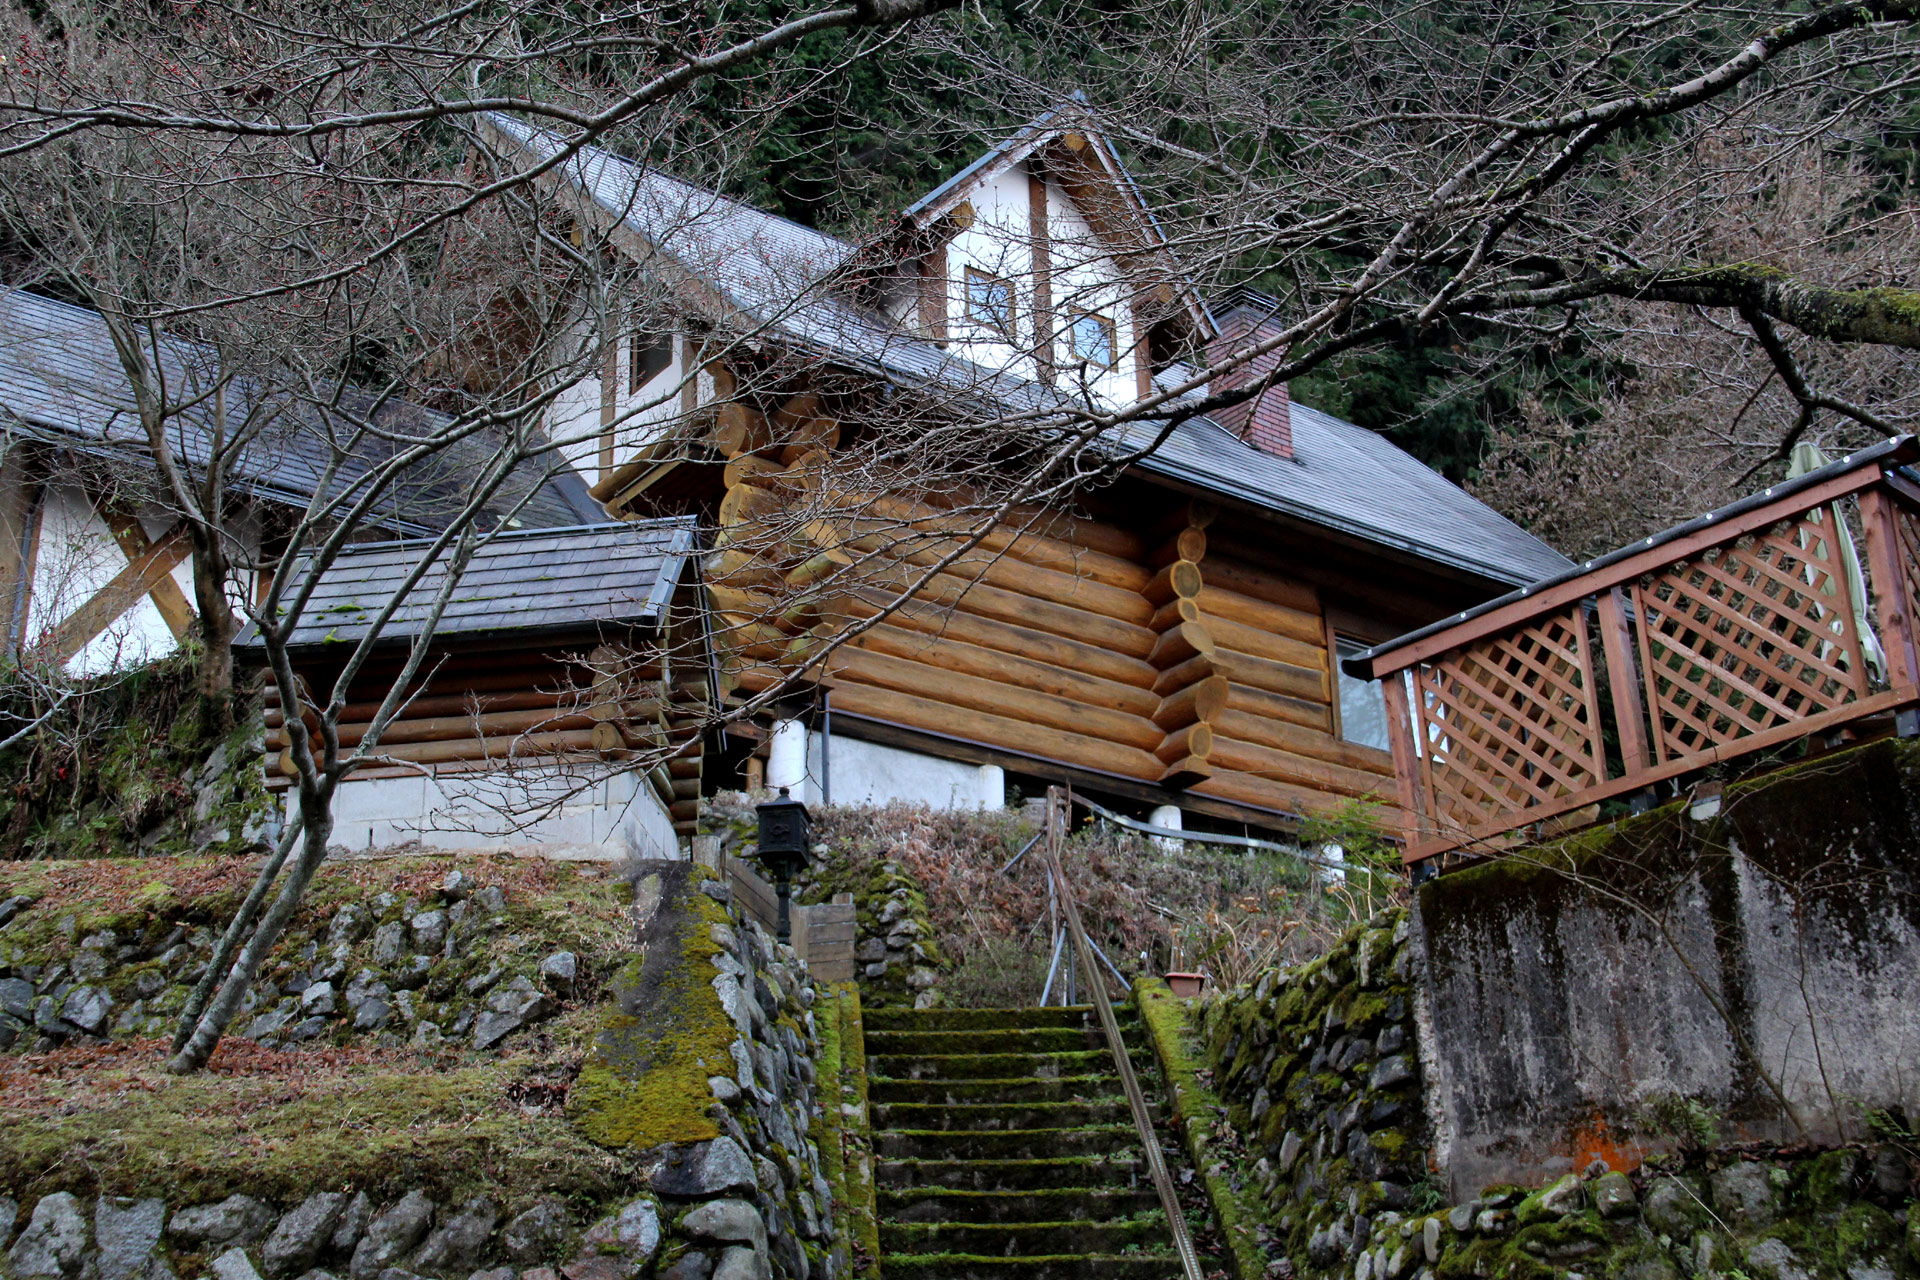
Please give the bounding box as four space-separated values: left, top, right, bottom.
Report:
1148 804 1184 854
298 762 680 861
801 731 1004 810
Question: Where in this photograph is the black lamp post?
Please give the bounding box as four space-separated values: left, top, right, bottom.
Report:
754 786 813 943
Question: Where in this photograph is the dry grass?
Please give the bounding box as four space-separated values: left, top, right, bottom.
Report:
807 803 1399 1006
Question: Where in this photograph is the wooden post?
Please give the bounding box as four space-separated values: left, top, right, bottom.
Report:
1379 671 1428 858
1859 485 1920 695
1028 169 1054 385
1595 588 1652 779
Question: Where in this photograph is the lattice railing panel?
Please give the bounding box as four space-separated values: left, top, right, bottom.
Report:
1632 512 1869 764
1416 608 1604 825
1895 505 1920 637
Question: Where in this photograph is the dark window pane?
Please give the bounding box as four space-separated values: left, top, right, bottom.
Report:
630 332 674 393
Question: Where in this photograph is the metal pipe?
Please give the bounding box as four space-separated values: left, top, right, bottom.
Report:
997 829 1045 876
1074 793 1347 872
1039 928 1066 1006
820 690 831 806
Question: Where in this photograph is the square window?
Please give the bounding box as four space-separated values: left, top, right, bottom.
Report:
1070 311 1117 369
965 267 1015 338
630 331 674 393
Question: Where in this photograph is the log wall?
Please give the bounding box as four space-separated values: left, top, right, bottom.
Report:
263 631 706 838
701 381 1397 825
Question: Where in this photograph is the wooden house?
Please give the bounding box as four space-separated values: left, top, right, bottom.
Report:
250 519 708 854
489 109 1572 836
0 290 601 677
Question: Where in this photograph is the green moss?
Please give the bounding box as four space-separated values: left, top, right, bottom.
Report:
0 1062 631 1207
1802 1149 1860 1210
566 877 732 1150
1137 977 1267 1280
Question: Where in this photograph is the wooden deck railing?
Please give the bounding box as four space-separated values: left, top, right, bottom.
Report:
1348 437 1920 868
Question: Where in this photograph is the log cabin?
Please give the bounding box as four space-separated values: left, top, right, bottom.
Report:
0 289 601 676
246 519 707 854
486 108 1574 837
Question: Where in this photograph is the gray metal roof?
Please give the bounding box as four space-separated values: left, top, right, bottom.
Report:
490 117 1570 588
0 288 600 534
256 518 696 650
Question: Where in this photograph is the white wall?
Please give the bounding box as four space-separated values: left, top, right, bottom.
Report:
546 312 713 488
23 484 261 678
887 160 1144 409
302 761 680 861
797 730 1004 811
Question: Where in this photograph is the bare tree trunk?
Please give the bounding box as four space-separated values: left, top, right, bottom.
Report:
168 796 333 1074
169 817 299 1054
189 524 237 735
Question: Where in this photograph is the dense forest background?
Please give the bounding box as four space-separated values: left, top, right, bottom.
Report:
666 0 1920 554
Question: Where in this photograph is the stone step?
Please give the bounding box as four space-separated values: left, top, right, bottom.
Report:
879 1185 1161 1224
875 1155 1147 1192
869 1046 1152 1082
872 1099 1144 1132
875 1125 1140 1161
866 1025 1146 1056
865 1005 1126 1032
869 1072 1120 1105
876 1257 1183 1280
880 1216 1168 1256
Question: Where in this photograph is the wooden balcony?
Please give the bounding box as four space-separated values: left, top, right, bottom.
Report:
1346 436 1920 869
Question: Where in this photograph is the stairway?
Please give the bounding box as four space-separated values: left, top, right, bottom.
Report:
865 1003 1189 1279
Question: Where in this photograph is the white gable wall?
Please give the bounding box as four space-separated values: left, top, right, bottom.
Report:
23 485 263 678
923 161 1145 408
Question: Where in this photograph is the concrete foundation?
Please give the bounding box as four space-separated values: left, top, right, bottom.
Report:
798 730 1004 810
301 762 679 861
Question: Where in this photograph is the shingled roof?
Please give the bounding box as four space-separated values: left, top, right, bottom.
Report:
255 518 697 651
0 289 602 534
488 116 1571 589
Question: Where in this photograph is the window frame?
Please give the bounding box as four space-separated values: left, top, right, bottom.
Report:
630 330 675 395
963 266 1017 340
1068 309 1119 370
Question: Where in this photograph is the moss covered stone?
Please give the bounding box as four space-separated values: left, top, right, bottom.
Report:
567 865 733 1150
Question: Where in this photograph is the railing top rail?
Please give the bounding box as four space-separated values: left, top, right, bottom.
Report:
1347 435 1920 679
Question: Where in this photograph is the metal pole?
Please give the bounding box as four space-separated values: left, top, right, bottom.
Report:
820 691 831 806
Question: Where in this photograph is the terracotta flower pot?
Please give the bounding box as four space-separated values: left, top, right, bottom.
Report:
1164 971 1206 998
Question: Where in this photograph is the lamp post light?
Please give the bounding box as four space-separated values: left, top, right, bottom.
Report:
754 786 813 944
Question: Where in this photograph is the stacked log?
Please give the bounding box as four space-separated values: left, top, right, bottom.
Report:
1141 504 1220 789
697 372 1400 826
263 636 707 835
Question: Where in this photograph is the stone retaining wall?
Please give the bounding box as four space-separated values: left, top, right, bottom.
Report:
567 862 841 1280
0 1182 672 1280
1198 908 1428 1280
0 862 603 1055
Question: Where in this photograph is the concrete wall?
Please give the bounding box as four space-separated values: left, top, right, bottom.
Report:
796 730 1004 811
1412 739 1920 1196
304 762 680 860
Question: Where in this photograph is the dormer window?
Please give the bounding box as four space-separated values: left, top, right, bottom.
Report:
1070 311 1117 369
965 267 1015 339
631 331 673 393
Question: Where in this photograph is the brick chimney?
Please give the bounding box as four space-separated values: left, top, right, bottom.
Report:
1208 302 1292 459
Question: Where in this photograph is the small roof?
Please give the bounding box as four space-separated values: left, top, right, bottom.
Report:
0 289 600 533
490 116 1569 588
253 518 697 651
